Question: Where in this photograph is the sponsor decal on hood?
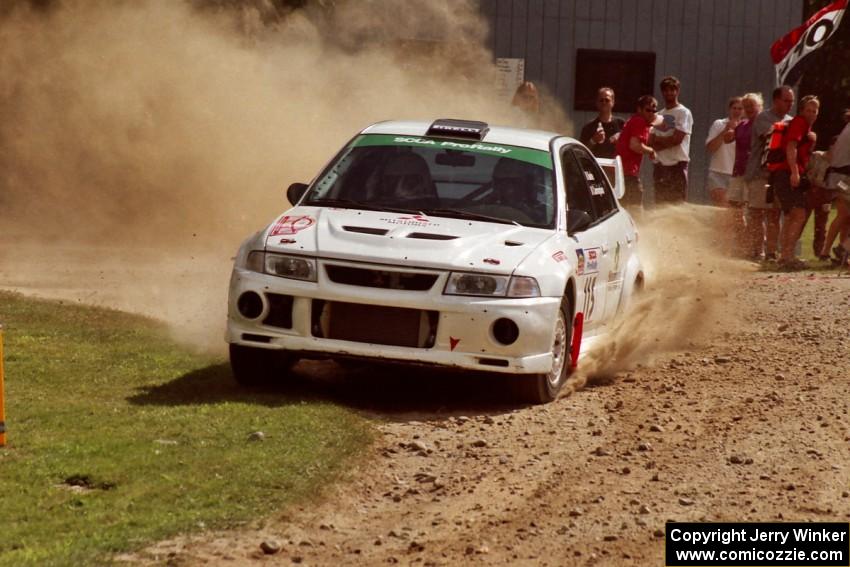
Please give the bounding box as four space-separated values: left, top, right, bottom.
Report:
270 215 315 236
379 214 438 227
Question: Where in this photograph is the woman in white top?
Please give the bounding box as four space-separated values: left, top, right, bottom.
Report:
706 96 744 255
705 96 744 205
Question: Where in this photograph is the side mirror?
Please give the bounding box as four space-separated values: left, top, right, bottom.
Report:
286 182 309 205
567 209 592 235
595 155 625 200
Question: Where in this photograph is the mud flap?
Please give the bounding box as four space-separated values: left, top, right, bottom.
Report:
570 312 584 369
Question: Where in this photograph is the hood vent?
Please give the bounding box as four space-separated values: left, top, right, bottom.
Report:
343 225 389 236
504 240 524 246
407 232 458 241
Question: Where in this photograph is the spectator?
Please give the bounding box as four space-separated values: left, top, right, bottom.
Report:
705 96 744 254
806 136 835 260
744 86 794 261
706 96 743 205
770 95 819 270
512 81 540 129
615 95 659 208
649 76 693 204
580 87 625 158
728 92 764 258
820 116 850 263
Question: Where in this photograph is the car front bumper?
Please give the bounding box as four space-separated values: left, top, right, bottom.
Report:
226 261 562 375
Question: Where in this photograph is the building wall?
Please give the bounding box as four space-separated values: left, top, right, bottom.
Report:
479 0 802 203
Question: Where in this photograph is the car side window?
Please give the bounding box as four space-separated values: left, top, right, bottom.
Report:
561 149 597 221
574 148 618 219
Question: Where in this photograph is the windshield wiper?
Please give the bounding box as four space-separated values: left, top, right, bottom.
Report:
305 198 423 215
420 208 523 226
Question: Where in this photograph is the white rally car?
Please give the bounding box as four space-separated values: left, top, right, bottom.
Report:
226 119 643 403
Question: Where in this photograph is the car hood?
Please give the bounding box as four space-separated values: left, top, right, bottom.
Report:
262 206 555 273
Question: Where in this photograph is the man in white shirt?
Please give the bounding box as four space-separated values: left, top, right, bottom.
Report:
650 76 693 204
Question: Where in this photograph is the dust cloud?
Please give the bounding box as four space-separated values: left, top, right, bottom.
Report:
568 204 753 392
0 0 567 351
0 0 740 377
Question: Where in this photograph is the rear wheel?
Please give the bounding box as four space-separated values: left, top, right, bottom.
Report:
518 298 573 404
229 344 296 388
616 274 644 315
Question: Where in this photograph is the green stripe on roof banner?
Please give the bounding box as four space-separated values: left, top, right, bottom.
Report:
351 134 553 170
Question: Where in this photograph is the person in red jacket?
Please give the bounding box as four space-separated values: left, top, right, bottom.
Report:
615 95 658 208
770 95 819 270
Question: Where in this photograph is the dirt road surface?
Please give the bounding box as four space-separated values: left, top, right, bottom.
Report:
119 270 849 566
2 216 849 566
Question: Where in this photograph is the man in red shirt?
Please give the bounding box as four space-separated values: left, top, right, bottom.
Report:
771 95 819 269
615 95 658 208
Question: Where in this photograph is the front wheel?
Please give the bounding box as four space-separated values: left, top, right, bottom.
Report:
229 344 296 388
518 298 573 404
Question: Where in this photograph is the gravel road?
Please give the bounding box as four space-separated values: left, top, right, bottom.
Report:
4 210 849 566
130 257 850 565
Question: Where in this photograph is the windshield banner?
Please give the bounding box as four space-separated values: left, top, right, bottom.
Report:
351 134 553 170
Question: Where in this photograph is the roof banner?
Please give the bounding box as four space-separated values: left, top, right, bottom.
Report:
771 0 847 86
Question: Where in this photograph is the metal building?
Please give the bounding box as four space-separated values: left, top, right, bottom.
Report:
479 0 802 203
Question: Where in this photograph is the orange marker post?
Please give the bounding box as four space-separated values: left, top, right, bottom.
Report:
0 323 5 447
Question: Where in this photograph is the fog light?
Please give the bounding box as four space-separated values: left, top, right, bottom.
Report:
237 291 264 319
492 318 519 345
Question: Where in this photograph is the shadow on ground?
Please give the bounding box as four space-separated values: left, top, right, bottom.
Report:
128 359 541 419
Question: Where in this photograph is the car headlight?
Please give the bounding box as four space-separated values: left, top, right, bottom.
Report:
245 251 317 282
444 273 540 297
507 276 541 298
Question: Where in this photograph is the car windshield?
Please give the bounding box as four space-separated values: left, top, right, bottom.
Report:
304 134 556 228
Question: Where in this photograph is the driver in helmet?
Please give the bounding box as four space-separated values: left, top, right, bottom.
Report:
492 157 544 223
380 153 435 201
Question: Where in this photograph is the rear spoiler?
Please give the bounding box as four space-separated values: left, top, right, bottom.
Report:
595 155 625 201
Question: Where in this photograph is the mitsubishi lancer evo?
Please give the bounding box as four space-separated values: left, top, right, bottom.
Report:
226 119 643 404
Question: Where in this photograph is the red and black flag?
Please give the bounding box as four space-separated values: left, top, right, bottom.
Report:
771 0 847 86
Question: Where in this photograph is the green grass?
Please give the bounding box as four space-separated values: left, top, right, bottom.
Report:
0 292 372 566
755 208 844 271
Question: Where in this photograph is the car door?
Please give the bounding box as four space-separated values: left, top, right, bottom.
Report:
572 147 629 323
561 147 608 331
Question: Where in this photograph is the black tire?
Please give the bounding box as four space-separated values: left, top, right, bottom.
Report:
229 344 296 388
518 297 573 404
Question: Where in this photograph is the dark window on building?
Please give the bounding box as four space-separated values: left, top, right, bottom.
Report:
574 49 656 114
